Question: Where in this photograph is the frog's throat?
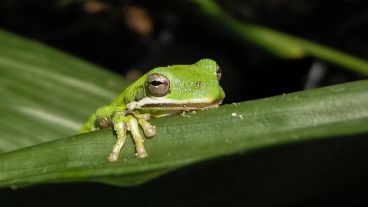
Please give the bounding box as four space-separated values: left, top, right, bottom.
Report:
127 97 223 111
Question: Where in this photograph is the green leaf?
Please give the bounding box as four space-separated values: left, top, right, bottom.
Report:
0 29 127 153
0 30 367 188
192 0 368 76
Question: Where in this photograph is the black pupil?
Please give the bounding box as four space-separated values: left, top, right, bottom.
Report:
150 80 162 86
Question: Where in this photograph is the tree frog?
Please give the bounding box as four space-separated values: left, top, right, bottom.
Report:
80 59 225 162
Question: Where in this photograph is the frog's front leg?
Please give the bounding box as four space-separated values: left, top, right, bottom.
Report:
108 113 127 162
108 114 149 162
127 116 148 158
135 113 156 138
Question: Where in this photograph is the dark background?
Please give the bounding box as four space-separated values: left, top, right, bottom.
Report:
0 0 367 206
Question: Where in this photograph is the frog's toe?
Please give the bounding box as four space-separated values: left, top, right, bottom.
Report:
108 152 119 162
143 125 156 138
137 117 156 138
135 148 148 158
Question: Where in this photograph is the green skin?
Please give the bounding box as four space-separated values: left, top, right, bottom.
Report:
80 59 225 162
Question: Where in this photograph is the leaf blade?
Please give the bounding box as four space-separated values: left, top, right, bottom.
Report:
0 30 127 152
0 80 367 188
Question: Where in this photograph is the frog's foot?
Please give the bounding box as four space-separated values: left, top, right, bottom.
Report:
108 115 148 162
135 114 156 138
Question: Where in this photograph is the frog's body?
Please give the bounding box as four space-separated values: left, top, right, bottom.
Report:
80 59 225 162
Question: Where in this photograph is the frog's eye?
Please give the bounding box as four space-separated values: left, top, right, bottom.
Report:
216 65 222 81
147 73 170 97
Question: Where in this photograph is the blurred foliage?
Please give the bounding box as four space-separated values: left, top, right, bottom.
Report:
193 0 368 75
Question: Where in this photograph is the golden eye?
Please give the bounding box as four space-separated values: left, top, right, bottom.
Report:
216 65 222 81
147 73 170 97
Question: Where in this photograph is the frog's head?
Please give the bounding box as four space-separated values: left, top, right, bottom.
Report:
125 59 225 113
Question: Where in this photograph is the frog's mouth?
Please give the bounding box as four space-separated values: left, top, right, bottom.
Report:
127 97 224 111
143 99 223 110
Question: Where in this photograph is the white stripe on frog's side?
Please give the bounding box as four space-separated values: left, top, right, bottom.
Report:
126 96 220 111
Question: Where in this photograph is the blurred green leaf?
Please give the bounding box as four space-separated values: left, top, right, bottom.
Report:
0 30 368 188
193 0 368 76
0 30 127 153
